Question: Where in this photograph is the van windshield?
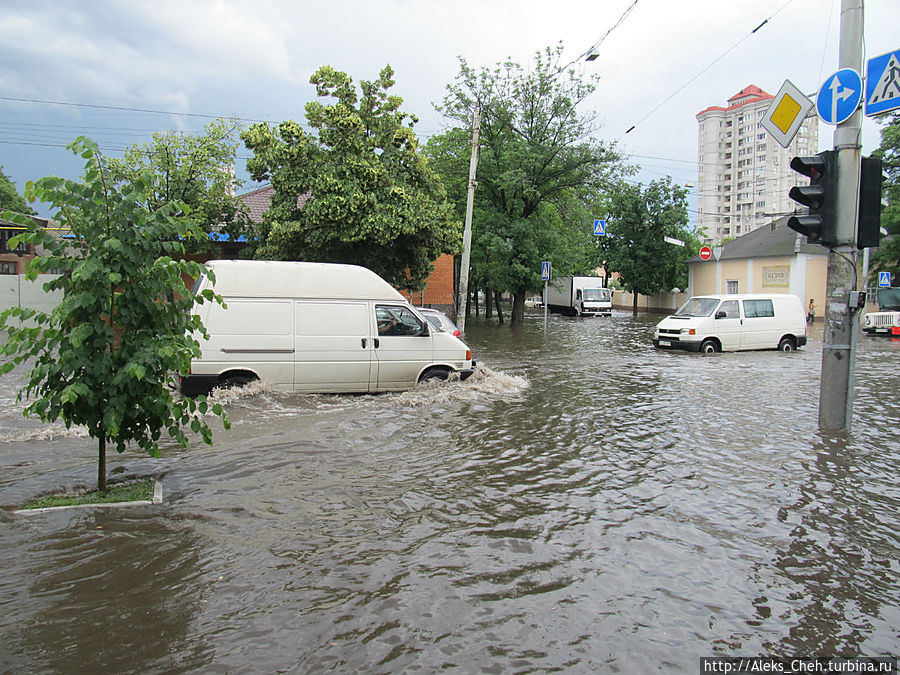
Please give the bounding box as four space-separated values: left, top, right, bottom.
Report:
583 288 610 302
674 297 720 317
876 287 900 311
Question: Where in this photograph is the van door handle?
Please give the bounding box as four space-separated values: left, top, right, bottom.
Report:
361 338 367 348
374 338 380 348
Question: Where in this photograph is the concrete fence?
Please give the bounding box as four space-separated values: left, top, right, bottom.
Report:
612 289 689 314
1 274 63 320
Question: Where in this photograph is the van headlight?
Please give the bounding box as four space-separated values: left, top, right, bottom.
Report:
681 328 696 335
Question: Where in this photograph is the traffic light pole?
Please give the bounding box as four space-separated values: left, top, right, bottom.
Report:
819 0 863 431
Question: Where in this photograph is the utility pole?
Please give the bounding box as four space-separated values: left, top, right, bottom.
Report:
819 0 864 430
456 106 481 332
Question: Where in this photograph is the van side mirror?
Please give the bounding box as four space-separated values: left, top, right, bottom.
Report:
715 310 727 319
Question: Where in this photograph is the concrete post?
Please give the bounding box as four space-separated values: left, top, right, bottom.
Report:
818 0 863 431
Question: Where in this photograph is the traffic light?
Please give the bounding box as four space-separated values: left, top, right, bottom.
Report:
787 150 836 246
857 156 883 249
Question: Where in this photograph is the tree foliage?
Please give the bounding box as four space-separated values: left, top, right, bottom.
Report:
870 112 900 281
430 43 624 326
241 65 460 292
106 118 251 252
604 177 698 310
0 165 35 215
0 138 229 492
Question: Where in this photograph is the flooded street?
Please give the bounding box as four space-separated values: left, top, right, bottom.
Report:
1 310 898 673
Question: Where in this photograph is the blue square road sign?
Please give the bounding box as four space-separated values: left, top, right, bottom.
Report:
879 271 892 288
593 219 606 236
866 49 900 117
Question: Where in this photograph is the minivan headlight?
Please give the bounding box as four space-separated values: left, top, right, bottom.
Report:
681 328 696 335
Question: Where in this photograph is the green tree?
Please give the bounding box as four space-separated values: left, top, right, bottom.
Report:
0 137 229 492
604 177 698 314
870 112 900 281
0 166 35 215
433 44 624 327
106 118 251 252
241 65 460 292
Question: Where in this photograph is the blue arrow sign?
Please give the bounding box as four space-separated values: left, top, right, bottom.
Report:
593 219 606 236
541 261 551 281
866 49 900 116
879 271 892 288
817 68 862 125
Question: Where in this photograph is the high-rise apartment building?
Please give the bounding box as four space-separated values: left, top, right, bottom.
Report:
696 85 818 245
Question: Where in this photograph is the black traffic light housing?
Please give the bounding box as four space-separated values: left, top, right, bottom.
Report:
788 150 837 246
857 156 883 249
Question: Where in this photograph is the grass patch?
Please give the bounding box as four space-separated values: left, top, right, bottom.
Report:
22 480 154 510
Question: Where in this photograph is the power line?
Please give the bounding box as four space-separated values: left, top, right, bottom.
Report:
618 0 798 139
581 0 640 62
0 95 269 124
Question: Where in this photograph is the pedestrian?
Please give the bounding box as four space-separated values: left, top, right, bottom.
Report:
807 299 816 323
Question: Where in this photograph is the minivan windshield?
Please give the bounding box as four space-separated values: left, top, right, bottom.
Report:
674 297 720 317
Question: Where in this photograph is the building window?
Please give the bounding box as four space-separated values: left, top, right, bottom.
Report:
1 228 26 254
757 200 766 207
0 261 16 275
726 280 739 294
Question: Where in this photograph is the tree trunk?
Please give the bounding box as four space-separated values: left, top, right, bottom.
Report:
485 285 493 319
494 291 504 325
511 291 526 328
98 433 107 493
632 291 639 317
473 288 480 317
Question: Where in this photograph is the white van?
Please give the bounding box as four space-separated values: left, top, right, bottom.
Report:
652 294 807 354
180 260 475 395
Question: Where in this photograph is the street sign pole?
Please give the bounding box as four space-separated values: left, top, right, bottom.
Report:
819 0 864 431
544 279 548 332
542 261 551 333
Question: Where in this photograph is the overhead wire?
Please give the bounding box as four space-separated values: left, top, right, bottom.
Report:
617 0 798 139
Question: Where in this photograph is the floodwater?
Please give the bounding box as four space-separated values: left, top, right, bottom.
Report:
1 311 898 673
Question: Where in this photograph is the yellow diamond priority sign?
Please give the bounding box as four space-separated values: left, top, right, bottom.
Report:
762 80 814 148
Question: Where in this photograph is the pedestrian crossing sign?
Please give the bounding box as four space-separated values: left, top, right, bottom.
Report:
866 49 900 116
879 271 892 288
541 261 551 281
593 219 606 235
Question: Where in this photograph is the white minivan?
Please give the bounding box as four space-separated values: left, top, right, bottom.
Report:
653 294 808 354
180 260 475 395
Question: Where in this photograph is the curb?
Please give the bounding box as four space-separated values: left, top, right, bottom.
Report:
11 479 163 515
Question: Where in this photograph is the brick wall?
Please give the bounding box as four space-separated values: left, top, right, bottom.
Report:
402 254 456 317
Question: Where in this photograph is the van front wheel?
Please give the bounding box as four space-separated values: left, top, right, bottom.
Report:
420 368 450 383
778 337 796 352
700 339 720 355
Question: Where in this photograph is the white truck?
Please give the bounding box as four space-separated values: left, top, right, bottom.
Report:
863 287 900 336
546 276 612 316
180 260 475 395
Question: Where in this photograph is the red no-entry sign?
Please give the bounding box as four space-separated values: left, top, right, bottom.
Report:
699 246 712 261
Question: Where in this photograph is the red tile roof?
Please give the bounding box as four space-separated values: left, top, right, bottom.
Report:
696 84 774 117
238 185 310 224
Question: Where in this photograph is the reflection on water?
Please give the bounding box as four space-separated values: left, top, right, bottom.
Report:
1 311 898 672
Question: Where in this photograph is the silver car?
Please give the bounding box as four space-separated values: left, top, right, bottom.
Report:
415 307 461 338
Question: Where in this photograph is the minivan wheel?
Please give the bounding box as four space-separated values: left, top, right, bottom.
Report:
778 337 796 352
420 368 450 383
700 339 720 354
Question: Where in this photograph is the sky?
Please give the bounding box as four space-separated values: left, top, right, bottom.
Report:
1 0 899 226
